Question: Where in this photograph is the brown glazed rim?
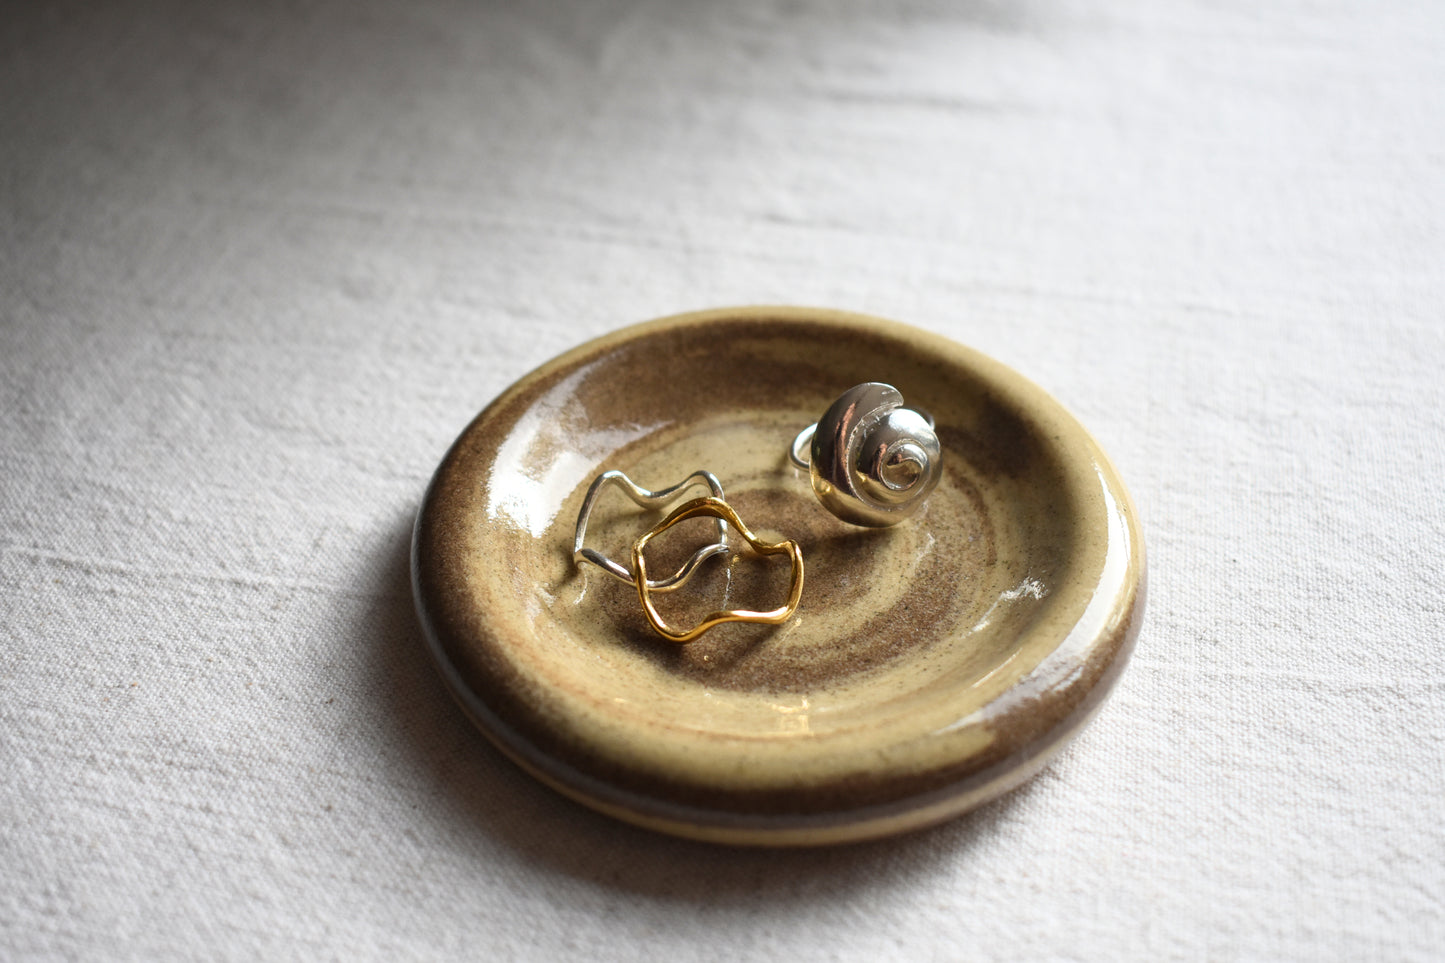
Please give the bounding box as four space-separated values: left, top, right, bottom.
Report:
411 306 1146 846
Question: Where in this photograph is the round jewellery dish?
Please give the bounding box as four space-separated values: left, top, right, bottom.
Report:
411 306 1145 846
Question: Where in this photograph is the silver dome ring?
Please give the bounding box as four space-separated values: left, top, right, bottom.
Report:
788 383 942 528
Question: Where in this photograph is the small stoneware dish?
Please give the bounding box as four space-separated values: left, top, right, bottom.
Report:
412 306 1145 846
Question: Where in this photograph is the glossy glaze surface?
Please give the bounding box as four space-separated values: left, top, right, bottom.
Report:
412 307 1145 845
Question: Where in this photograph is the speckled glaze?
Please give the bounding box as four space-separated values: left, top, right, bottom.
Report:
411 307 1145 846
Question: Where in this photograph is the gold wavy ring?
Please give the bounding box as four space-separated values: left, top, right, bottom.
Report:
631 496 804 643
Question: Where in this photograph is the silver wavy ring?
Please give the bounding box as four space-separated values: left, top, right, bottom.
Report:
573 469 729 591
789 383 942 527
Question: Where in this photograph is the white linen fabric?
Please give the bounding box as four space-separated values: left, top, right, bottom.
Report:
2 0 1442 959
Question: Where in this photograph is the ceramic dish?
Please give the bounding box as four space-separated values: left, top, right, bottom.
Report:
411 307 1145 846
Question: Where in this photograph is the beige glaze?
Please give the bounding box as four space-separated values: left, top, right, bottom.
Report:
411 307 1146 845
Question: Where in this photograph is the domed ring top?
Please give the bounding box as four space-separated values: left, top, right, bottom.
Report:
791 382 942 527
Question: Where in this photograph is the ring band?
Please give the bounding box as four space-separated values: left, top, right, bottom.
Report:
573 469 729 591
632 496 804 643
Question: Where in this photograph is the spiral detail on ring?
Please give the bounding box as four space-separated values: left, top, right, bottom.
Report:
809 383 942 527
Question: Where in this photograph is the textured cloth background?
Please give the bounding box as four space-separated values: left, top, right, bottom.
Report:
3 0 1443 959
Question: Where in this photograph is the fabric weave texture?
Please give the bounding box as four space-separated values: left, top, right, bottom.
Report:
2 1 1442 959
